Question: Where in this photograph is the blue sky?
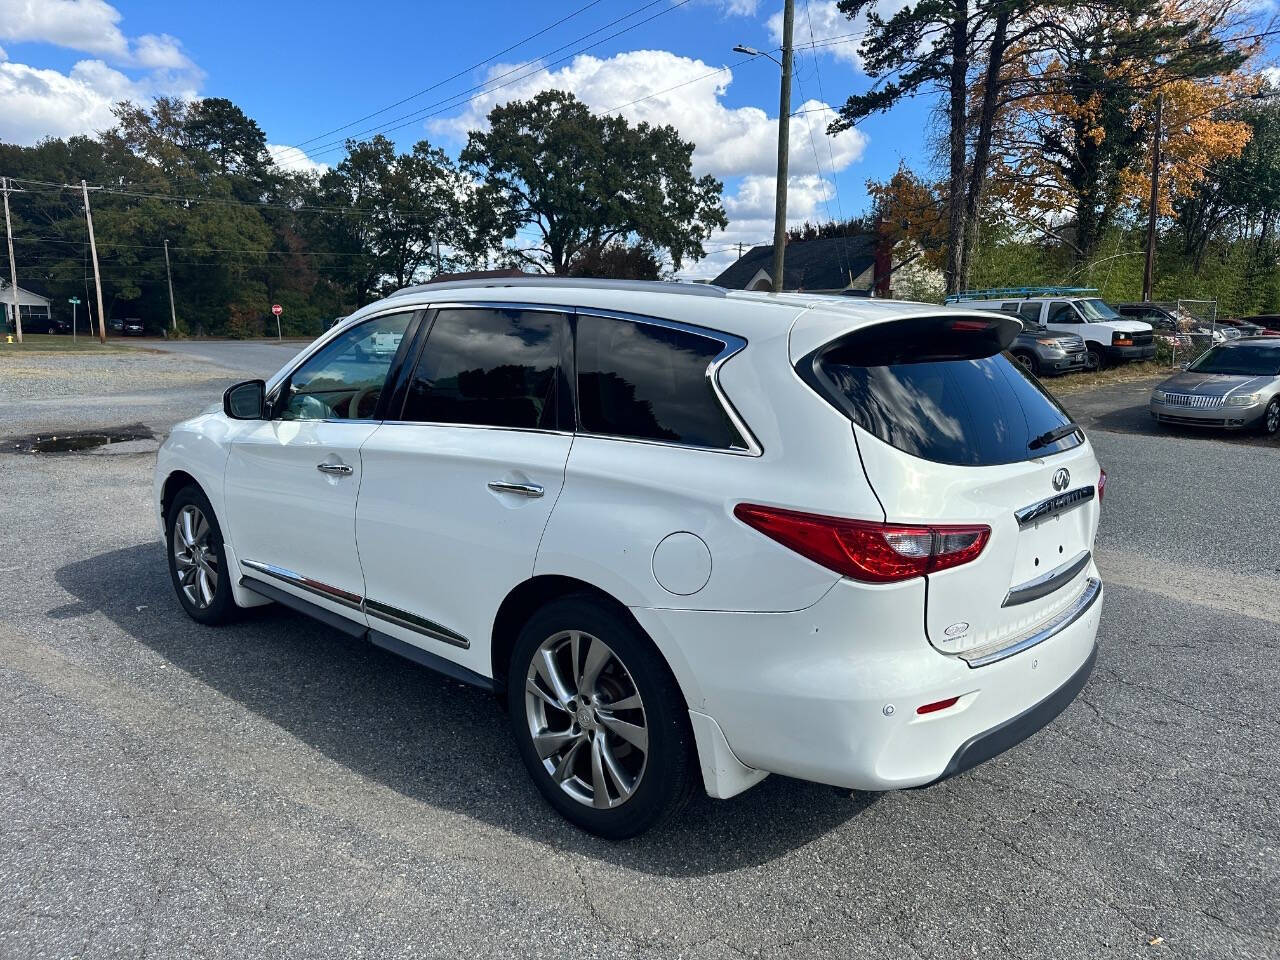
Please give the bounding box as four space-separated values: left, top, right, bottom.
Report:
0 0 941 276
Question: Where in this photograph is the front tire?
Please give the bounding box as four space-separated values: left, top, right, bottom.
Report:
1262 397 1280 436
1085 345 1107 372
1012 350 1039 376
166 485 238 625
508 595 696 839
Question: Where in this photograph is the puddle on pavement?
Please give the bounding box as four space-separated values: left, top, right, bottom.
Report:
8 428 156 454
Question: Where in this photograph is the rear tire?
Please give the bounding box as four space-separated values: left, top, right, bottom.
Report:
507 595 696 839
1085 345 1107 372
165 485 238 625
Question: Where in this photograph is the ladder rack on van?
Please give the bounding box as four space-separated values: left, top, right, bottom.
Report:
944 286 1099 304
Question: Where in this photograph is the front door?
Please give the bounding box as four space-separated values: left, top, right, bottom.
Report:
356 305 574 675
223 310 416 619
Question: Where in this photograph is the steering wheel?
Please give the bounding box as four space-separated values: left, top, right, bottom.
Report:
348 385 379 419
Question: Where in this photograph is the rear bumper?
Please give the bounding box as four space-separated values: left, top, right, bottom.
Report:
927 642 1096 785
632 569 1104 794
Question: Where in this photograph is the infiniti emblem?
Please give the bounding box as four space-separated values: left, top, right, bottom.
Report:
1052 468 1070 492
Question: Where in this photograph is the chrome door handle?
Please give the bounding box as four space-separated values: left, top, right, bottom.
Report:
488 480 544 498
317 462 353 476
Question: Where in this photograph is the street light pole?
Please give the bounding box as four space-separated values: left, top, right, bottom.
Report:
771 0 795 294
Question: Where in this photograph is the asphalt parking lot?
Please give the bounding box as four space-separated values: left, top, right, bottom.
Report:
2 344 1277 960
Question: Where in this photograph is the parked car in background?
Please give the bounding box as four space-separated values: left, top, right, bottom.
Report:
953 291 1154 371
1242 314 1280 334
121 318 145 336
5 314 70 335
973 302 1087 375
155 278 1105 838
1215 316 1265 337
1150 337 1280 434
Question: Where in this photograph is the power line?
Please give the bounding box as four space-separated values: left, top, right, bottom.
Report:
291 0 609 150
280 0 694 167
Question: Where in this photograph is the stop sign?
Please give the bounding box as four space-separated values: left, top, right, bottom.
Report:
271 304 282 316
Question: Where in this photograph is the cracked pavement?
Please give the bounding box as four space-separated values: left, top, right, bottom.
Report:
1 343 1277 959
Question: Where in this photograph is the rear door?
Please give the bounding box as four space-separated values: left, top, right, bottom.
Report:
354 305 573 675
803 314 1102 661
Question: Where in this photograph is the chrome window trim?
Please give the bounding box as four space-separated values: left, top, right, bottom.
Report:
961 577 1102 668
264 305 422 396
1002 550 1091 607
1014 485 1095 528
364 598 470 648
240 559 363 610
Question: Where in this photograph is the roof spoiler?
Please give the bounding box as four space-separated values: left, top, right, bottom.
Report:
810 313 1023 367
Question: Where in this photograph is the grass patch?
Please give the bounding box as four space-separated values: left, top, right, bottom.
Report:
0 333 129 354
1048 361 1176 395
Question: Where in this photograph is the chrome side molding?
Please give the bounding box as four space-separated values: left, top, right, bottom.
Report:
240 559 470 649
1002 550 1091 607
364 598 469 648
961 577 1102 668
1015 486 1095 528
241 559 363 610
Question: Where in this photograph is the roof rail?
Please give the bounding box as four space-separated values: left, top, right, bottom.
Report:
944 285 1099 303
387 277 730 300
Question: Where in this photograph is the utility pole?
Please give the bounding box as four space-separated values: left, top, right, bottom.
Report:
770 0 795 294
736 241 744 260
1143 93 1163 303
163 239 177 334
82 180 106 343
3 177 22 343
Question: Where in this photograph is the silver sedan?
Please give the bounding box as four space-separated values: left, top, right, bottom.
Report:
1150 337 1280 434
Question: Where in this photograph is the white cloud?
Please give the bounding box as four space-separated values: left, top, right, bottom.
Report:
769 0 912 71
0 1 203 145
1263 66 1280 88
430 49 866 181
0 0 129 60
267 144 329 175
429 48 868 279
0 44 7 61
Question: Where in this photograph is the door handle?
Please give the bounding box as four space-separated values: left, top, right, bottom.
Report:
317 462 353 476
488 480 544 498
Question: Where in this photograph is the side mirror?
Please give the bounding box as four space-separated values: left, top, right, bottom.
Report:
1180 361 1190 370
223 379 266 419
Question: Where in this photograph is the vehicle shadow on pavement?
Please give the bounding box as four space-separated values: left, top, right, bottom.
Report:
56 544 874 875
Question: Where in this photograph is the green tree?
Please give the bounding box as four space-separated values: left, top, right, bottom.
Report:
461 90 726 274
566 241 664 280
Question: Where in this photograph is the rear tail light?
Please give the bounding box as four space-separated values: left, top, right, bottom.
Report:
1098 467 1107 501
733 504 990 584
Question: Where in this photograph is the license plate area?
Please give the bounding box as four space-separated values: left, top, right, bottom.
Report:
1011 509 1090 599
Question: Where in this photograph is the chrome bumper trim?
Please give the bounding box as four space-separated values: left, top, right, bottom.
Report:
240 559 363 610
1002 550 1091 607
961 577 1102 668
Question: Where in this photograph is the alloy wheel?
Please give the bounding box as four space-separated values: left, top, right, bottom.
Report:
1267 399 1280 434
524 630 648 809
172 504 219 609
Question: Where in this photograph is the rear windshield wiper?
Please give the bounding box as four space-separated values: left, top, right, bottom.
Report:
1029 422 1081 450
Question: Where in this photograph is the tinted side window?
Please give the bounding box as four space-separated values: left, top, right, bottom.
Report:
279 312 412 421
1046 302 1080 324
401 307 568 430
575 315 745 450
1018 303 1042 324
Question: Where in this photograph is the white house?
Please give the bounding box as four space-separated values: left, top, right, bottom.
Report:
0 281 52 325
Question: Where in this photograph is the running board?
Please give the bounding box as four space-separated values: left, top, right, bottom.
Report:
238 575 493 692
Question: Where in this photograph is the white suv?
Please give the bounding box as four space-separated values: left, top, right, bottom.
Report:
155 279 1105 838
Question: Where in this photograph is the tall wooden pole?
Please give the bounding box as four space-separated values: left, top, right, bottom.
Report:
82 180 106 343
3 178 22 343
1143 94 1163 303
770 0 794 294
164 239 178 333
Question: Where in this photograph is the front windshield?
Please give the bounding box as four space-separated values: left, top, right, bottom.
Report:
1188 342 1280 377
1078 298 1122 322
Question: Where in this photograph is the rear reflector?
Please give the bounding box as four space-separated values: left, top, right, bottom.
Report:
917 696 960 715
1098 467 1107 501
733 504 990 584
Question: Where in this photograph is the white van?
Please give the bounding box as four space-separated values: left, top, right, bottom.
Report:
953 292 1155 371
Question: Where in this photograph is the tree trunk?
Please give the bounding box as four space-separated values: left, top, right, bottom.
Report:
944 0 970 295
958 4 1009 290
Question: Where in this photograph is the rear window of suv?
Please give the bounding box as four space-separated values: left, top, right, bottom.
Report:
809 317 1082 466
